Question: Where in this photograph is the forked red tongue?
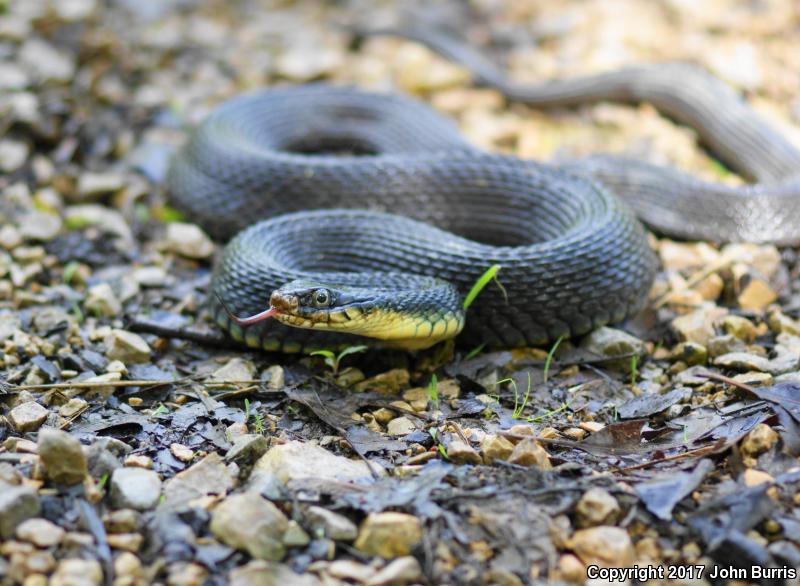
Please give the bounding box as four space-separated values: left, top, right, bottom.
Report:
216 293 278 326
226 306 278 326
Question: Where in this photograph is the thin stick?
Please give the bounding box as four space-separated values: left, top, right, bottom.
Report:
11 378 268 392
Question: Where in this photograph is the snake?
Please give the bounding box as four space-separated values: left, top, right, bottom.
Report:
166 26 800 353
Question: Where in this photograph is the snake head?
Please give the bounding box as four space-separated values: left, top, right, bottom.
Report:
269 278 465 350
268 280 377 329
220 277 464 350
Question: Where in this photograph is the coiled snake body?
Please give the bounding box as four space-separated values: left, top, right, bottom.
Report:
167 31 800 353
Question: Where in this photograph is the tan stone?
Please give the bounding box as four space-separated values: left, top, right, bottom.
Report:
354 512 422 558
568 526 635 567
386 416 416 436
480 435 515 463
743 468 774 487
694 272 724 301
446 440 481 465
575 488 621 528
579 421 605 433
557 554 586 584
671 304 728 345
659 241 720 271
741 424 778 457
507 438 551 469
721 315 758 342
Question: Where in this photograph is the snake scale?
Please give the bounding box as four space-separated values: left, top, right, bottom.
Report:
166 26 800 353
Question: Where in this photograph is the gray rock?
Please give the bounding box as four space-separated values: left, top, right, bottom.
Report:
674 365 715 386
164 222 214 259
52 0 98 21
0 225 22 249
64 205 133 243
85 283 122 317
210 492 288 560
18 211 62 241
110 467 162 510
19 38 76 83
581 327 646 371
0 313 22 341
0 140 29 173
0 485 41 538
305 506 358 541
38 428 88 486
162 452 234 510
766 345 800 374
713 352 771 372
210 357 256 384
104 329 151 363
76 172 125 198
249 441 382 497
707 334 746 358
282 520 310 547
8 401 49 432
0 63 28 90
366 557 422 586
131 266 169 287
225 434 270 465
16 517 65 547
229 561 321 586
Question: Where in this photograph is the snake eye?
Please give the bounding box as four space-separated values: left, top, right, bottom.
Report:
312 288 332 308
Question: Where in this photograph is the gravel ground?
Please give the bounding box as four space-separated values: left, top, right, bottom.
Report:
1 1 800 585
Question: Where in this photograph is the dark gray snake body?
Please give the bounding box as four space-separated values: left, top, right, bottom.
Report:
166 29 800 352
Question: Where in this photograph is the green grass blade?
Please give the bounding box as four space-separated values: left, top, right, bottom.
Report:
464 343 486 361
336 345 369 361
463 264 501 311
427 374 439 410
543 335 564 384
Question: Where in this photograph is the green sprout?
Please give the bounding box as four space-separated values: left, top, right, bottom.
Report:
527 400 571 423
427 374 440 410
151 403 168 417
429 428 448 460
310 344 368 375
463 264 503 310
495 373 532 420
245 398 265 433
464 343 486 361
630 354 639 387
152 204 186 223
63 261 81 285
543 335 564 384
70 300 84 324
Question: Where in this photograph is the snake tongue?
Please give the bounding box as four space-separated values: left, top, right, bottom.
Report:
227 306 279 326
216 292 279 326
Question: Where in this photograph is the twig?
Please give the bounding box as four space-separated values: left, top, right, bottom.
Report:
698 372 757 395
127 319 237 348
615 438 727 472
449 421 471 445
10 377 271 393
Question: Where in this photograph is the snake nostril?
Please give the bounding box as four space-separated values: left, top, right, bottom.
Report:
269 291 297 312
